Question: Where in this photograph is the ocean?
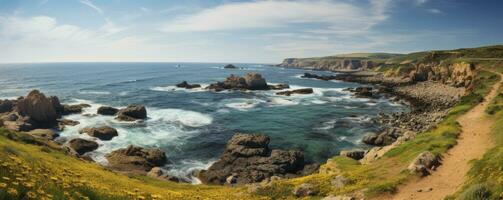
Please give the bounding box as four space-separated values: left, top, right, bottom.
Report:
0 62 407 181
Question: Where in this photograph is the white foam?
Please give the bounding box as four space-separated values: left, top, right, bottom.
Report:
223 98 264 111
268 97 298 106
151 84 209 93
78 91 111 95
167 159 217 184
149 108 213 127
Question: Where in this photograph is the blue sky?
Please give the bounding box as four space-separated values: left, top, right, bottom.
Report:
0 0 502 63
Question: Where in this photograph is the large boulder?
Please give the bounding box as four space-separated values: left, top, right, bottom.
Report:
97 106 119 116
198 133 317 185
244 73 268 90
79 126 118 141
67 138 99 155
340 150 365 160
362 129 400 146
105 145 168 173
15 90 58 125
408 151 440 176
0 100 14 113
116 105 147 121
147 167 180 182
61 104 90 115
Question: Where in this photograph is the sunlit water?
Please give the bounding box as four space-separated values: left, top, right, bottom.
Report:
0 62 408 181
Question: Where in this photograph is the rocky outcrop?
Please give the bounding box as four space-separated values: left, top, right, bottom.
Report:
116 105 147 121
79 126 118 141
61 104 91 115
176 81 201 89
67 138 99 155
224 64 238 69
147 167 180 182
276 88 314 96
362 129 400 146
301 73 338 81
278 58 378 71
408 151 440 176
345 87 377 98
198 133 318 185
0 100 14 113
408 62 475 87
57 119 80 131
268 84 290 90
207 73 269 91
97 106 119 116
16 90 59 125
105 145 168 173
339 150 365 160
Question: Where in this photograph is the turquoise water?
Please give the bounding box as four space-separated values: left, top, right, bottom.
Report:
0 62 407 180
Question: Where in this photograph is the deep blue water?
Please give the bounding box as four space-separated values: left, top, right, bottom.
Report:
0 62 407 181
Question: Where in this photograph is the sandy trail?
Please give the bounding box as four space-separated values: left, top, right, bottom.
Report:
385 71 503 200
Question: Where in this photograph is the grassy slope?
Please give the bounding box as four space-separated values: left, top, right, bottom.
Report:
0 130 258 200
451 66 503 199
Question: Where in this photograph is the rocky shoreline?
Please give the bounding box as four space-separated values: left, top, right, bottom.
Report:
295 69 466 164
0 65 466 188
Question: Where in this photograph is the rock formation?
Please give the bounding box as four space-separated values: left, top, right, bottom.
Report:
408 151 440 176
198 133 318 185
207 73 268 91
223 64 238 69
15 90 59 125
97 106 119 116
176 81 201 89
116 105 147 121
276 88 314 96
105 145 168 173
79 126 118 141
67 138 99 156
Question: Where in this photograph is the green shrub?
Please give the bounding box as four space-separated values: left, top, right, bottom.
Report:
458 184 491 200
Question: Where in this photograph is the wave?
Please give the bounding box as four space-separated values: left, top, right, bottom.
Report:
151 84 209 93
78 90 111 95
149 108 213 128
223 98 265 111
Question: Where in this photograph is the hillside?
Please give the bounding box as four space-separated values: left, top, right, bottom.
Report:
1 45 503 200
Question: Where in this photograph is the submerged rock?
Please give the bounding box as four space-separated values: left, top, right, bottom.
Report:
223 64 238 69
176 81 201 89
97 106 119 116
276 88 313 96
105 145 168 173
198 133 318 185
79 126 118 141
116 105 147 121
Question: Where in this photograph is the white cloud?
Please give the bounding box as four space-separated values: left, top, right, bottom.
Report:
79 0 103 14
160 0 391 33
427 8 442 14
415 0 428 5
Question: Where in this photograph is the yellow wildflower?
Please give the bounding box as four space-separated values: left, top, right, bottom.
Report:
50 176 58 181
0 183 7 188
7 188 18 196
12 182 19 186
2 177 10 181
27 191 37 199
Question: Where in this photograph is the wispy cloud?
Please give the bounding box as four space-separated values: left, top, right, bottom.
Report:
415 0 428 5
79 0 103 14
427 8 443 14
160 0 391 34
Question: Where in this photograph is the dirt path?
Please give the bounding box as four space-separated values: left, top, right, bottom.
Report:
387 71 503 200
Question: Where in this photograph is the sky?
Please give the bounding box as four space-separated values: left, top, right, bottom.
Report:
0 0 502 63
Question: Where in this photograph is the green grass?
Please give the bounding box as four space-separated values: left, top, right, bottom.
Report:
453 71 503 199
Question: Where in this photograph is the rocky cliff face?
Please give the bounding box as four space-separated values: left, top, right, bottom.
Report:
409 62 475 87
277 58 378 71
